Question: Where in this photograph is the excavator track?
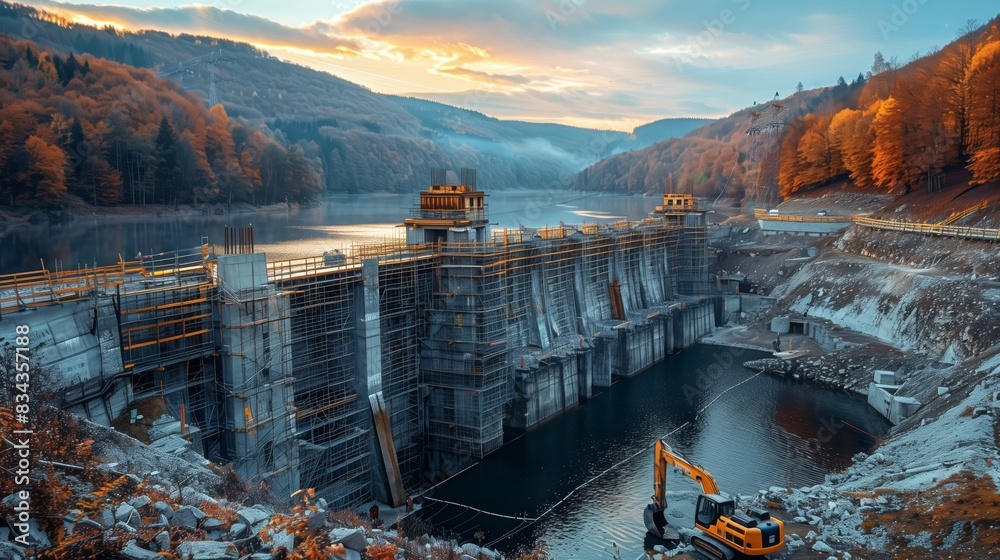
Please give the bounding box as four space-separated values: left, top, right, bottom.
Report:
690 534 737 560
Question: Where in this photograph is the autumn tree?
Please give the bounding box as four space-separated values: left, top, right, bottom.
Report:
966 39 1000 183
828 103 879 187
19 135 68 205
796 113 843 187
938 21 981 156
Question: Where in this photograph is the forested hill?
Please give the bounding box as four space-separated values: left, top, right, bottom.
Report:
573 17 1000 203
0 34 321 208
0 2 704 208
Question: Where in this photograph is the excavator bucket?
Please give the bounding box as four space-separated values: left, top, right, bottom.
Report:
643 503 679 541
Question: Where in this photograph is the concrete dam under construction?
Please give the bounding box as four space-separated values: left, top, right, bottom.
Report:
0 170 718 511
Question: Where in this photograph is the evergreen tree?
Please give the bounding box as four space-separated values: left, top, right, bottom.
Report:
67 117 87 192
153 116 179 204
60 52 80 85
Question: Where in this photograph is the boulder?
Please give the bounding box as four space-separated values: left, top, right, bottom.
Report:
0 541 26 560
154 501 174 519
129 496 153 511
115 521 138 533
99 508 115 529
172 505 205 529
236 507 271 530
154 530 171 552
264 528 293 551
230 523 247 539
120 541 159 560
115 504 141 528
329 527 367 551
181 486 216 507
812 541 836 554
175 541 238 560
202 518 227 530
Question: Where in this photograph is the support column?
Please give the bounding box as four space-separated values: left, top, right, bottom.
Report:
356 258 407 506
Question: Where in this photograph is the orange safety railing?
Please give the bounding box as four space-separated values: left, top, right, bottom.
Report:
852 215 1000 241
753 209 855 223
938 200 989 226
0 258 143 315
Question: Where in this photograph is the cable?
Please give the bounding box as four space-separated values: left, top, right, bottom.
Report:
433 370 767 544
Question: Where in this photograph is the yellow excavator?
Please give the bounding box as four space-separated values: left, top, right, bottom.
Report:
643 439 785 559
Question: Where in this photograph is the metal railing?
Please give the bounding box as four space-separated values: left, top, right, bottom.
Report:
407 208 488 221
853 215 1000 241
753 209 855 223
753 205 998 241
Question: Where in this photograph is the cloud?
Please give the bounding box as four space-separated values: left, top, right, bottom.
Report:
27 0 1000 130
33 0 361 55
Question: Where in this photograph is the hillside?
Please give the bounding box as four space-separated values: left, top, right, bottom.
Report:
570 84 856 205
0 35 322 209
0 2 704 202
573 16 1000 213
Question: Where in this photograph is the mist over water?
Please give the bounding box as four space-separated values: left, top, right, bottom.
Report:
418 345 889 559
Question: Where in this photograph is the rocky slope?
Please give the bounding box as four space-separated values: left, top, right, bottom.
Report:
709 194 1000 559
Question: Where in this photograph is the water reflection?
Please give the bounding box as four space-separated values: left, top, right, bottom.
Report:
0 192 658 273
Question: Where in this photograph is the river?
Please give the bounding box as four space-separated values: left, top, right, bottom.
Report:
415 345 889 559
0 191 659 274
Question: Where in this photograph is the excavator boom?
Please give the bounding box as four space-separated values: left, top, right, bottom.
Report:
651 439 719 510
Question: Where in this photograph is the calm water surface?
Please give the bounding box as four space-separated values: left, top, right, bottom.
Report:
0 192 658 273
418 345 889 559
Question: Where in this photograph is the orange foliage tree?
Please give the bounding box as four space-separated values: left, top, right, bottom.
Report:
0 34 322 208
777 20 1000 195
966 39 1000 183
18 135 68 205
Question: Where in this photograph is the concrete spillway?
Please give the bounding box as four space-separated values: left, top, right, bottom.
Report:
0 179 717 512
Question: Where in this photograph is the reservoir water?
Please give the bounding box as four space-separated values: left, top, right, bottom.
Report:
0 191 658 273
416 345 889 559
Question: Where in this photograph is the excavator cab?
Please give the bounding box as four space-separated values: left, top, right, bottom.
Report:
695 494 735 528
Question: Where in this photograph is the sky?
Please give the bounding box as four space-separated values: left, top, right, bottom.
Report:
25 0 1000 131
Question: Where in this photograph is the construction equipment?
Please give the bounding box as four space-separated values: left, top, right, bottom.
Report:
644 440 785 559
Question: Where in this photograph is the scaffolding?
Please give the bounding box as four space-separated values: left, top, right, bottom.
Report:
421 243 510 461
271 264 368 510
377 257 435 490
0 258 141 317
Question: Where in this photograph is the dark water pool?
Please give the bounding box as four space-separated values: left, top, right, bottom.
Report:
417 345 889 559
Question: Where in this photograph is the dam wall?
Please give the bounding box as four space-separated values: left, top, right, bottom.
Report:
0 181 715 511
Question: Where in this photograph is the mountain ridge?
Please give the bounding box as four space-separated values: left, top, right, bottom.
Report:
0 1 709 203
